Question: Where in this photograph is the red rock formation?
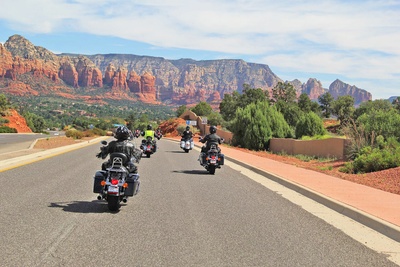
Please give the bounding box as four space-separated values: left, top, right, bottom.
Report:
104 63 115 85
3 109 33 133
127 70 141 93
59 60 78 87
112 67 129 91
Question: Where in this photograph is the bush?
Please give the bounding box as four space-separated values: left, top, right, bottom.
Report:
0 126 17 133
295 112 326 139
65 129 84 139
341 137 400 173
352 146 400 173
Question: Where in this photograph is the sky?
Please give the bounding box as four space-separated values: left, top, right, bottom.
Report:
0 0 399 100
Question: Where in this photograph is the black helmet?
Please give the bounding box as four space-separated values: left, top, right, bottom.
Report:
115 125 130 140
186 126 190 131
209 125 217 134
147 124 152 130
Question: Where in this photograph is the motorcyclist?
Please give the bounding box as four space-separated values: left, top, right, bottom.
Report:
97 125 139 173
199 125 223 164
141 124 157 152
155 128 163 140
181 126 193 141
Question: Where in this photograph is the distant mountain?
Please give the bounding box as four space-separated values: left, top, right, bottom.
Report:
0 34 372 106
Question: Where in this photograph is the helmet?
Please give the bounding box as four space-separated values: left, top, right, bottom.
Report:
115 125 130 140
147 124 152 130
209 125 217 134
186 126 190 131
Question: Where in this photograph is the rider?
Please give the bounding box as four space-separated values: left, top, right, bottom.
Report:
199 125 223 164
155 128 163 140
141 124 157 152
97 125 139 173
181 125 193 141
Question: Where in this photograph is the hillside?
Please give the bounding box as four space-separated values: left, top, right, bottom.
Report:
3 109 32 133
0 34 373 107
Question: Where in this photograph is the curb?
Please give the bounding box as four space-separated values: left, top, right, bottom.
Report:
165 137 400 243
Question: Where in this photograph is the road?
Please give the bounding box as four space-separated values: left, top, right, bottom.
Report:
0 132 62 154
0 138 398 266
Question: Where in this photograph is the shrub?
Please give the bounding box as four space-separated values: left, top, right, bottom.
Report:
295 112 326 139
0 126 17 133
65 129 84 139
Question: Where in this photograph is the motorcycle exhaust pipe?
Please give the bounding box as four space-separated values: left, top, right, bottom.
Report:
122 198 128 203
97 195 102 200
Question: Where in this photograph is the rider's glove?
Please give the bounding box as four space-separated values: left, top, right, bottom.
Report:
96 152 102 158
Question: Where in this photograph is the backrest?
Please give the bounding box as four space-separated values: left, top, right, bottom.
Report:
109 152 129 167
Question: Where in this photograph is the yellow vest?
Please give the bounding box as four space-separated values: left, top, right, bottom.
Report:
144 130 155 140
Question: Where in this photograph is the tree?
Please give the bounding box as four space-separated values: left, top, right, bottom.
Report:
207 111 225 127
126 112 137 131
219 91 240 121
393 97 400 112
24 112 46 133
298 93 320 114
353 99 393 120
357 109 400 141
219 85 269 122
191 101 213 117
318 92 334 118
295 112 326 138
271 82 297 104
332 95 355 126
230 101 291 150
176 105 187 118
0 94 10 114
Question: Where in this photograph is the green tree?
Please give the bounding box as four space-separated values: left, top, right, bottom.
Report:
295 112 326 138
353 99 393 120
0 94 10 114
271 82 297 104
24 112 46 133
230 101 291 150
357 109 400 141
332 95 355 126
219 91 240 121
219 85 269 122
191 101 213 116
392 97 400 112
176 105 187 118
207 111 225 127
318 92 334 118
298 93 320 114
126 112 137 131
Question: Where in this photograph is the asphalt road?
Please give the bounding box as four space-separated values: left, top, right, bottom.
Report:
0 139 398 266
0 132 62 154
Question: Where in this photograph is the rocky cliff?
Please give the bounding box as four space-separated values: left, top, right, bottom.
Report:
0 34 373 106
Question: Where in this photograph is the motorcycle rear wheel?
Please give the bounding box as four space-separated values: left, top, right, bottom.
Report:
107 196 121 211
208 165 216 175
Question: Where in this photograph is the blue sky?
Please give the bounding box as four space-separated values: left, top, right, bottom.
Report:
0 0 399 100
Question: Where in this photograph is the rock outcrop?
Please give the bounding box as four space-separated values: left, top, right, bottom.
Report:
0 34 374 106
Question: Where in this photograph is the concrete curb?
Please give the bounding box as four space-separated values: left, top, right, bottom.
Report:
165 137 400 243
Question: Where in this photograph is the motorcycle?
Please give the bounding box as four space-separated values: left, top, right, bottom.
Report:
198 138 225 175
180 138 194 153
140 136 156 158
93 141 140 211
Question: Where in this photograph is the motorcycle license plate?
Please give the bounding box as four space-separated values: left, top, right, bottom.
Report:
210 159 217 164
108 186 119 194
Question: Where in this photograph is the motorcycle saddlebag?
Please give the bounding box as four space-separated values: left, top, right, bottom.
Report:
125 173 140 196
93 170 106 193
219 154 225 165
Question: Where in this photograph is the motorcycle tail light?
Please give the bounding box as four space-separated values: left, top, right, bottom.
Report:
123 183 128 188
111 179 119 185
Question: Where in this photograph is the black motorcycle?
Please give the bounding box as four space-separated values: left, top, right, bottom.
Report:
93 141 140 211
199 141 225 175
140 136 156 158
